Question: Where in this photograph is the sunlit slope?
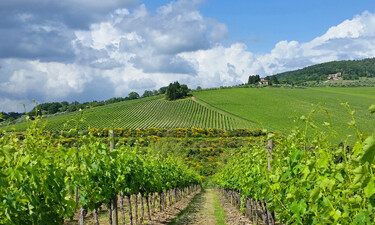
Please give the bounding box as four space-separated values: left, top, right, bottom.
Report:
4 95 254 131
194 87 375 140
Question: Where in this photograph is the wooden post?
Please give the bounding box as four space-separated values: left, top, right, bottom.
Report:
93 208 100 225
267 138 274 171
79 207 87 225
110 130 118 225
127 195 133 225
119 195 126 225
75 148 80 206
266 137 274 225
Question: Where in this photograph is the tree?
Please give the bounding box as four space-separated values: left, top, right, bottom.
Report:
142 90 154 98
47 102 62 114
248 75 260 84
265 76 279 85
165 81 189 100
196 86 202 91
128 92 140 100
158 86 168 95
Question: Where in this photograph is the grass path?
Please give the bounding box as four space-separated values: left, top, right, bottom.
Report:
170 189 225 225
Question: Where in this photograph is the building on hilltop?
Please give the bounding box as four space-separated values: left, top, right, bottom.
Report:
259 78 269 85
328 72 342 80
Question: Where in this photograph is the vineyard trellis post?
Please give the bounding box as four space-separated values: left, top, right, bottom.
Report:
267 136 273 171
266 135 275 225
110 130 119 225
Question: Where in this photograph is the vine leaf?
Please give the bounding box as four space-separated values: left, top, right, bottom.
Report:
364 177 375 198
353 211 371 225
369 104 375 114
361 136 375 164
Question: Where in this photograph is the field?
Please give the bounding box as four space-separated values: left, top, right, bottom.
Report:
3 95 254 131
194 87 375 141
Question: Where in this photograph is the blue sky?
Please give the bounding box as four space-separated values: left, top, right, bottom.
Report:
144 0 375 53
1 0 375 112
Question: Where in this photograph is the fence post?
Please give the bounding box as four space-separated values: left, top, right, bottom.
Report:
267 137 273 171
110 130 118 225
266 135 275 224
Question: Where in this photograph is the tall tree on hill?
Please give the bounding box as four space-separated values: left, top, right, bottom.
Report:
142 90 154 98
166 81 189 100
248 75 260 84
128 92 140 100
158 86 168 94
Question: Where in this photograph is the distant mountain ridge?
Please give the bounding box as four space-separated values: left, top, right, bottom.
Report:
273 57 375 83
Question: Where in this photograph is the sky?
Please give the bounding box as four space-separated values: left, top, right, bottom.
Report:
1 0 375 112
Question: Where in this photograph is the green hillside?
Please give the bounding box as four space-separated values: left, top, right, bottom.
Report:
194 87 375 141
274 57 375 83
2 95 254 131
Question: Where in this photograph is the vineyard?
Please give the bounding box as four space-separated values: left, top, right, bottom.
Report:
194 87 375 141
1 89 375 224
0 119 202 224
215 104 375 224
2 96 254 131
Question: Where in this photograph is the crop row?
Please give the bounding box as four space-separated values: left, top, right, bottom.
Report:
0 123 201 224
17 97 254 131
215 112 375 224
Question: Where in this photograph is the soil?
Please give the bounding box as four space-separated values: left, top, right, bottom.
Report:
64 189 255 225
216 190 253 225
146 191 199 225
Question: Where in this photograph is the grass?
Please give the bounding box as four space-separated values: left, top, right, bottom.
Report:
169 189 227 225
194 87 375 142
213 190 226 225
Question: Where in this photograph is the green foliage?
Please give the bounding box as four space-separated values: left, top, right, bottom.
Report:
274 57 375 84
128 91 140 100
0 112 24 122
159 86 168 94
265 75 280 85
214 108 375 224
142 90 154 98
0 120 201 224
369 104 375 114
248 75 260 84
166 81 189 100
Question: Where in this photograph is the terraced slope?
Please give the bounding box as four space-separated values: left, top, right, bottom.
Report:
4 95 254 131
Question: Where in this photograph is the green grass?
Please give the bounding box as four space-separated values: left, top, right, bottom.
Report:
194 87 375 142
2 95 253 131
213 190 226 225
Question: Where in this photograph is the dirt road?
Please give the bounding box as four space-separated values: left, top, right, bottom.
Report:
171 189 217 225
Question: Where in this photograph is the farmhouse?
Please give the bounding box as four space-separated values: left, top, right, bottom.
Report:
259 78 269 85
327 72 342 80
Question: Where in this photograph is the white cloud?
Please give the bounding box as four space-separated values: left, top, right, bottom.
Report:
210 23 228 42
0 97 30 113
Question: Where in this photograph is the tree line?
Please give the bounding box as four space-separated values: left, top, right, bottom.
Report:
274 57 375 84
248 75 279 85
26 87 170 117
1 82 190 122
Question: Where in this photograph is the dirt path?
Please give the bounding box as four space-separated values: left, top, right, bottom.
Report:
216 190 253 225
171 189 217 225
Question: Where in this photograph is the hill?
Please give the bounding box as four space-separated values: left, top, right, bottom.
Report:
273 57 375 83
1 95 254 131
194 87 375 142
